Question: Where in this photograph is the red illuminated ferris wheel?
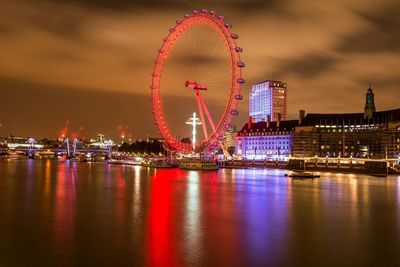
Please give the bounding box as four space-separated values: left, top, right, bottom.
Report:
151 9 245 153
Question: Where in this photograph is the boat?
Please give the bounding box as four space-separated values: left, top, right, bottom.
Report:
5 151 26 159
108 158 141 166
142 158 174 168
285 172 320 178
35 150 56 160
70 154 96 163
179 158 219 171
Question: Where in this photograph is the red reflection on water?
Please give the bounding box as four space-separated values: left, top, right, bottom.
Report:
146 169 180 267
117 167 126 188
53 162 76 261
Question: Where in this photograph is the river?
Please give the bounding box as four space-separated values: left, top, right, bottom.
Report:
0 159 399 266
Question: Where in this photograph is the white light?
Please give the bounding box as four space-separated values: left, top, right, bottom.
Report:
186 112 202 149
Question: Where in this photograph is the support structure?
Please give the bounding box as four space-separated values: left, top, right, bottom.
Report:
72 138 79 156
27 138 36 158
63 138 70 156
186 81 232 158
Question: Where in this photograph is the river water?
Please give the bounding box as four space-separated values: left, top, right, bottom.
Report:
0 159 399 267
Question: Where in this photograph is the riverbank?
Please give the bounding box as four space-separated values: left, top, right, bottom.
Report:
220 159 400 176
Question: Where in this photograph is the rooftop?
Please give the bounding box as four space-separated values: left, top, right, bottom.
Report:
238 120 299 136
254 80 286 86
300 108 400 126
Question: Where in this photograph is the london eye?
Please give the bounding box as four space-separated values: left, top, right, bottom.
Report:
151 9 245 153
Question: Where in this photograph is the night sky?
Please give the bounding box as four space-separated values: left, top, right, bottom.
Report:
0 0 399 140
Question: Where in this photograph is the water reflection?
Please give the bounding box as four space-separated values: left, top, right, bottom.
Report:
183 171 202 265
147 168 176 267
0 161 399 266
53 161 76 264
237 169 291 266
398 176 400 205
132 166 142 220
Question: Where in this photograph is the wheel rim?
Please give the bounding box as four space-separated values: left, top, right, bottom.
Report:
151 10 244 152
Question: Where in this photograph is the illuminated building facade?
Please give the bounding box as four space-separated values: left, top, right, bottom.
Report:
293 87 400 159
223 125 237 148
88 134 114 149
235 116 298 160
249 80 287 122
2 136 44 150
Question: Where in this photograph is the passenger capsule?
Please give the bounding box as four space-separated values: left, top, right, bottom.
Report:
237 78 245 84
217 15 224 20
201 9 208 14
237 61 245 68
209 10 216 15
235 94 243 100
230 110 239 116
235 47 243 52
192 10 199 14
225 124 233 130
224 23 232 29
231 33 239 39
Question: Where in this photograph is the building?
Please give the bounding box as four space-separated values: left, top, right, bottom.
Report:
88 134 114 149
1 136 44 150
96 134 105 143
364 86 376 119
293 87 400 159
235 115 298 160
223 125 237 149
249 80 287 122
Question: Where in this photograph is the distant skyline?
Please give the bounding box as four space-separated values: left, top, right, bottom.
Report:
0 0 399 139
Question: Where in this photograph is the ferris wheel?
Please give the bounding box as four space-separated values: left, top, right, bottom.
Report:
151 9 245 153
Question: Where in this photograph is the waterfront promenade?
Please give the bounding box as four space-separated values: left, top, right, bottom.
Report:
222 157 400 175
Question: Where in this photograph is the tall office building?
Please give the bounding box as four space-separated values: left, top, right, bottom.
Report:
249 80 287 122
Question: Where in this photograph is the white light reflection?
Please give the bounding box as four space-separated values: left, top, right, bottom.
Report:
185 171 202 262
133 166 142 220
231 168 236 182
349 175 359 221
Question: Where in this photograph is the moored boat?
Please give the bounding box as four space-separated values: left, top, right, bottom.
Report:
35 150 56 160
142 158 175 168
179 158 218 171
70 154 96 163
108 158 141 166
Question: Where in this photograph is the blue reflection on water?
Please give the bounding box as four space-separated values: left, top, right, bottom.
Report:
233 169 290 265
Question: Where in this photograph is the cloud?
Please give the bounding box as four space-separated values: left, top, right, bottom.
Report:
33 0 188 11
0 0 400 138
275 54 341 79
337 4 400 53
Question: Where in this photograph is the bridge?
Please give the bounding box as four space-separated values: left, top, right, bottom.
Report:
1 137 114 158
